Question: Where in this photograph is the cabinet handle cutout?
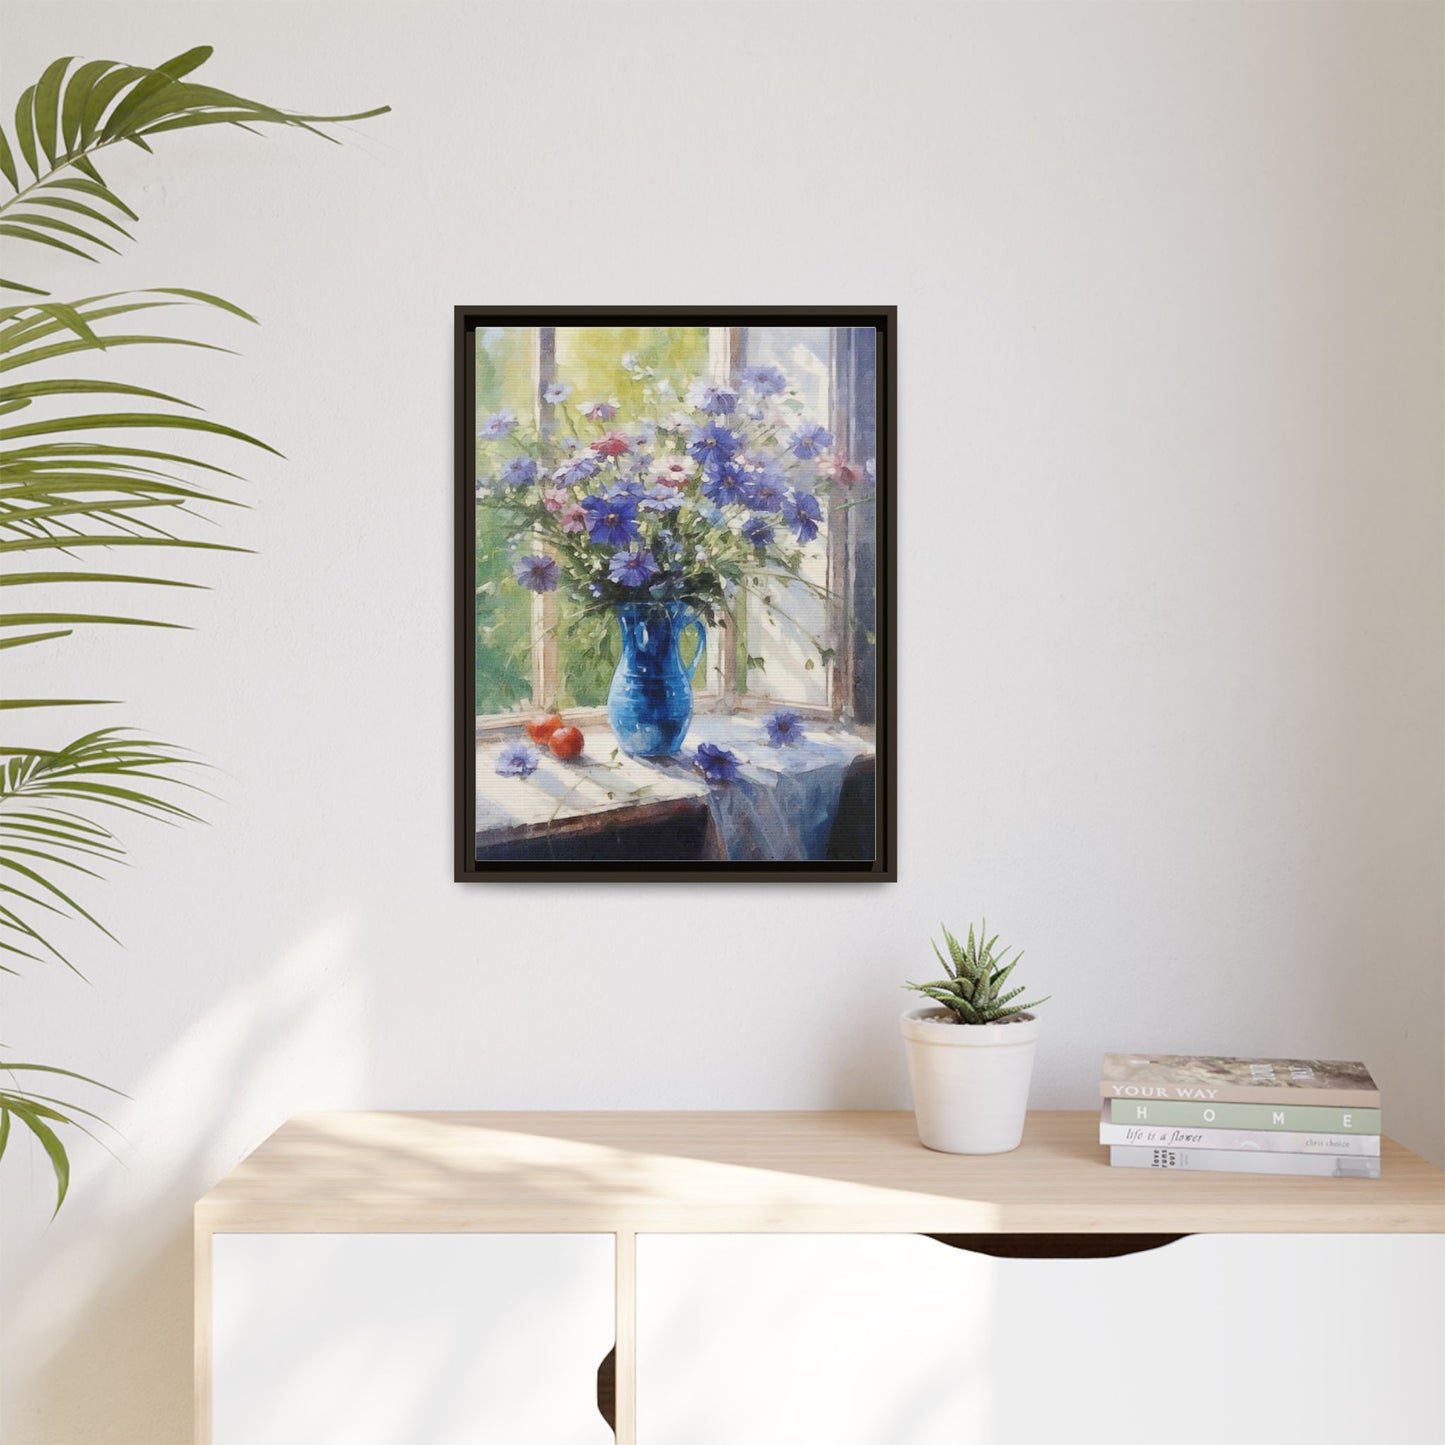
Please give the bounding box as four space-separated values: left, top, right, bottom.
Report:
596 1344 616 1434
924 1233 1189 1259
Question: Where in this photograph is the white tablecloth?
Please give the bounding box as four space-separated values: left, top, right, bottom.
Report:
476 713 872 862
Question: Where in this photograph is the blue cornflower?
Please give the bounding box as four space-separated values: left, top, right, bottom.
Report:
553 452 603 487
581 493 641 547
788 422 833 459
740 516 774 553
696 501 727 529
495 742 541 778
741 364 787 397
743 468 786 512
694 742 741 784
687 421 740 467
542 382 572 405
639 484 683 514
781 488 822 544
606 477 646 500
608 549 660 587
579 399 621 422
764 709 805 747
513 554 559 593
500 456 538 489
478 409 518 439
686 381 739 415
701 460 750 507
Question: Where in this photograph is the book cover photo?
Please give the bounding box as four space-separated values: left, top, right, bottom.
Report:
1100 1053 1379 1107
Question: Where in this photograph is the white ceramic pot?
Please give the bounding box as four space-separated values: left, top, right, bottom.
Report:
900 1007 1041 1154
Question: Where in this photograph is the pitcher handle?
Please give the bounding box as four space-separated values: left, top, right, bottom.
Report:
683 616 707 683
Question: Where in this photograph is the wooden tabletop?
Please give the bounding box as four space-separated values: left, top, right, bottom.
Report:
195 1111 1444 1234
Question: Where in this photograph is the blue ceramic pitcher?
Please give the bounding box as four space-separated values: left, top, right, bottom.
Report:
607 602 706 757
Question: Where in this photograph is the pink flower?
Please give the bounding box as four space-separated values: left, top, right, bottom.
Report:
590 430 631 458
823 454 867 488
559 503 586 534
542 487 570 512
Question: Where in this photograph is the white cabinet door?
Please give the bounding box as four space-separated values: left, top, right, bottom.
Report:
212 1233 614 1445
636 1233 1444 1445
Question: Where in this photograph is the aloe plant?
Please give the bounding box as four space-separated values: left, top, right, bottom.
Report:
906 922 1050 1025
0 46 386 1210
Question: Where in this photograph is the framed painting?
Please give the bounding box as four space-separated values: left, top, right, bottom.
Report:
454 306 895 881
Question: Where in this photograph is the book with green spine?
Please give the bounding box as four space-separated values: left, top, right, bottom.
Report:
1108 1098 1380 1133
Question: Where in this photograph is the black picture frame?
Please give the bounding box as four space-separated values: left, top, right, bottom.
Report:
454 305 896 882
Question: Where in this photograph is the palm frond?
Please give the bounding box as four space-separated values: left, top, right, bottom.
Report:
0 1059 126 1213
1 48 388 294
0 288 263 706
0 730 201 973
0 45 385 1214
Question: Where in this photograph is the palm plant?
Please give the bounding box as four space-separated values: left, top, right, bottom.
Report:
906 922 1050 1025
0 46 386 1210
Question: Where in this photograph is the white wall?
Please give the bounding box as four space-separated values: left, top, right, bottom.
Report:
3 2 1441 1440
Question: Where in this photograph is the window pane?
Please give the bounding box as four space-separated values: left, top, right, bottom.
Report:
737 327 833 708
552 327 711 708
474 329 535 715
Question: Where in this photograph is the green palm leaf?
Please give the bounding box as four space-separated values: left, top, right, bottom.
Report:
1 48 388 295
0 44 384 1214
0 1060 126 1213
0 730 201 962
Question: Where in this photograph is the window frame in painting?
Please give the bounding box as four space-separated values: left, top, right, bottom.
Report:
453 305 896 882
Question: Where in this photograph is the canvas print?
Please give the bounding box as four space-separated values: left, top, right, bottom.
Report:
454 307 894 880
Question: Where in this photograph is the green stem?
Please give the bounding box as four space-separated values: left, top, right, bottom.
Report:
740 582 830 657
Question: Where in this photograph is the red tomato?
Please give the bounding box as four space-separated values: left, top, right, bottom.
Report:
549 725 584 761
527 713 564 744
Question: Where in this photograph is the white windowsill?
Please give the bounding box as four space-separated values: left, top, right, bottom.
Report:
476 714 874 843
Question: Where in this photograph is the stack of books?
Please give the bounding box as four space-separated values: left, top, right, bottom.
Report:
1099 1053 1381 1178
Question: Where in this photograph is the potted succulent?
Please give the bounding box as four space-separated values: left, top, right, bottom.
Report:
901 923 1050 1154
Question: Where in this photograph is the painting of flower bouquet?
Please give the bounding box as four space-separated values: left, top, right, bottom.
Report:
454 307 894 880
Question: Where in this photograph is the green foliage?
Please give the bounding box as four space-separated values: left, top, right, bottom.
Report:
0 1060 124 1215
0 730 201 975
0 46 387 296
906 922 1050 1025
474 507 532 714
0 45 385 1210
473 328 711 711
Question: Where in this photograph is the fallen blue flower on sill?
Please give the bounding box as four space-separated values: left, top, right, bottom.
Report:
495 742 541 779
693 742 742 784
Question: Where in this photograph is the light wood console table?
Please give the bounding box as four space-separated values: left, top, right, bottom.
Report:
195 1110 1445 1444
